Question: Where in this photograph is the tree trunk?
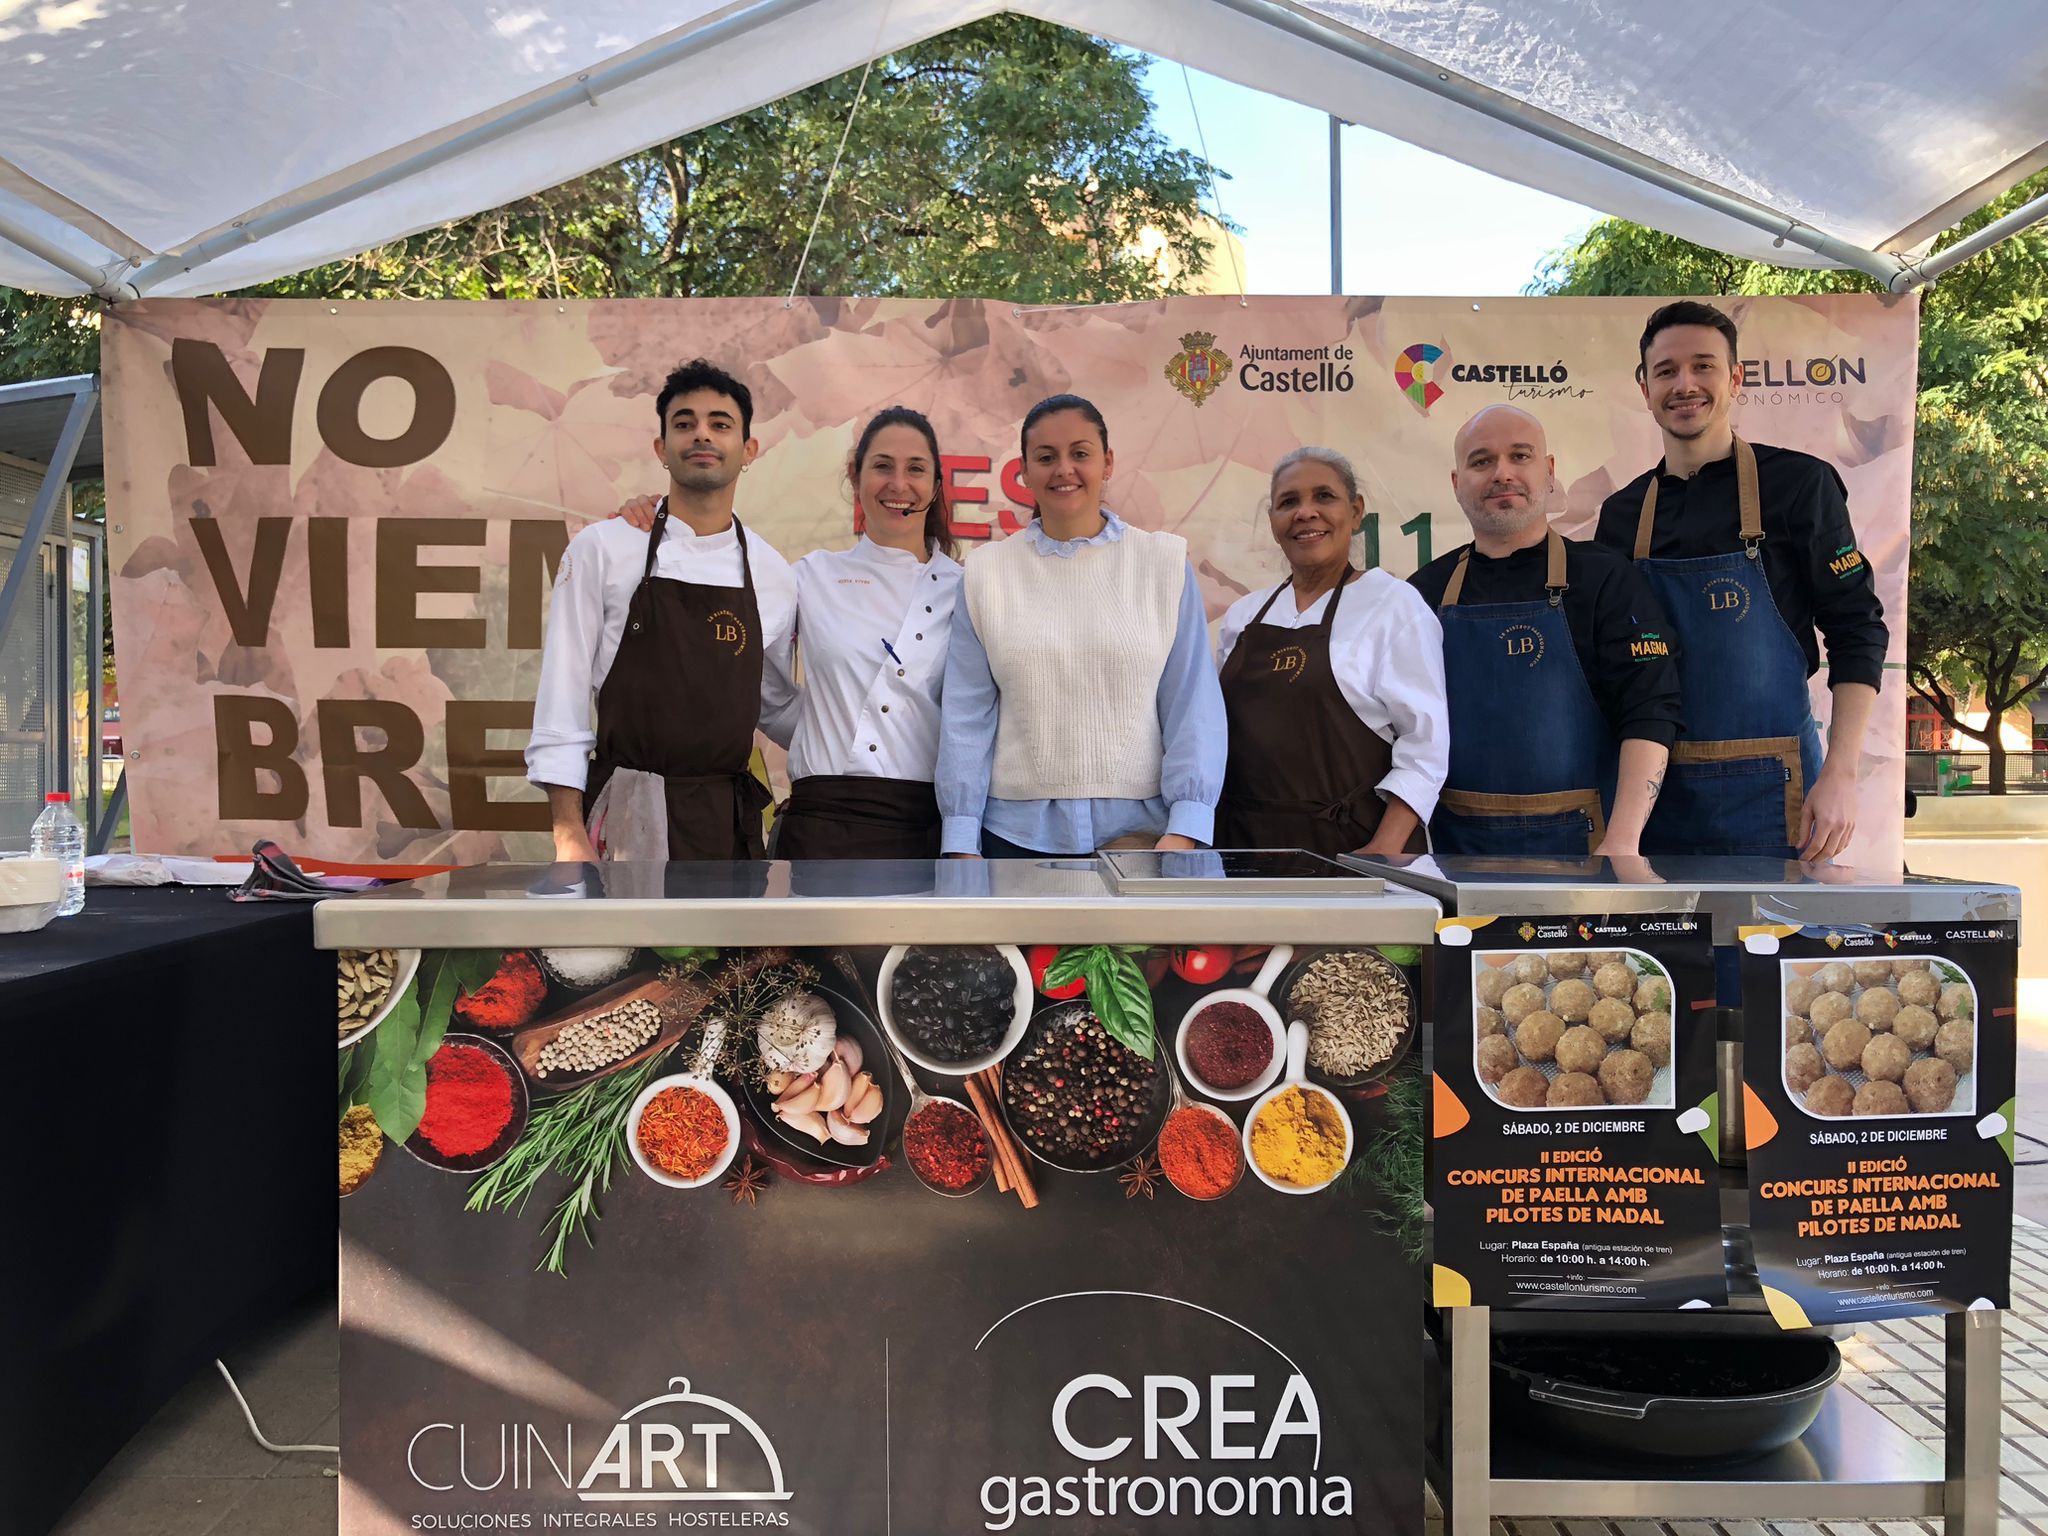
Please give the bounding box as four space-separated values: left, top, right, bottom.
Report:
1987 707 2007 795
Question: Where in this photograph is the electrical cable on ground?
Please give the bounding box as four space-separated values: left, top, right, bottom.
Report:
216 1359 339 1455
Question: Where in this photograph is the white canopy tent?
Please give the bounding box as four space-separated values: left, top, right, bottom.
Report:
0 0 2044 299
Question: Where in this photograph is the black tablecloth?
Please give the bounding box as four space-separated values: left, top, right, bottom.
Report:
3 887 333 1536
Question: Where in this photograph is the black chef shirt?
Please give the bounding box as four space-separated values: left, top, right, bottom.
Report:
1410 534 1684 748
1597 442 1888 690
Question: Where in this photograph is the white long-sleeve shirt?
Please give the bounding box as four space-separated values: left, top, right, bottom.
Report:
525 513 797 792
1215 569 1450 821
761 536 962 782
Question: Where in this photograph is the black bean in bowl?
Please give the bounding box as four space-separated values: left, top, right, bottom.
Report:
889 945 1017 1063
1001 1003 1168 1170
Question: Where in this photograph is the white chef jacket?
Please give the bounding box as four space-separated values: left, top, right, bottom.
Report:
1215 568 1450 821
524 513 797 792
761 536 962 782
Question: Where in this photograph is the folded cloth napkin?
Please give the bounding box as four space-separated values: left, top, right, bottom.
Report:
232 840 397 902
586 767 669 863
87 854 254 887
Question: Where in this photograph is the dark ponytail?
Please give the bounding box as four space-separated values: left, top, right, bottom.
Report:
852 405 956 560
1019 394 1110 520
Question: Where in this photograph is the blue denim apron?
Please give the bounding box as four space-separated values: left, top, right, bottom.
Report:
1633 437 1822 859
1430 529 1612 856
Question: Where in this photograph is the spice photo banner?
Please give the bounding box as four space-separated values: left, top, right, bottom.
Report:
101 293 1919 870
337 938 1424 1535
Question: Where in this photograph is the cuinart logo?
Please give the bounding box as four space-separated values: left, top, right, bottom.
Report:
973 1291 1353 1531
1163 331 1233 405
1393 343 1446 414
406 1374 792 1505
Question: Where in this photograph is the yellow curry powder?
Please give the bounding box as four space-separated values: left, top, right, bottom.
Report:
340 1103 384 1196
1249 1085 1346 1186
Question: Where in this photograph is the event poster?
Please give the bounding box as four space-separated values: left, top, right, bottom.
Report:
100 293 1918 871
1428 913 1723 1310
1741 921 2017 1327
337 939 1422 1534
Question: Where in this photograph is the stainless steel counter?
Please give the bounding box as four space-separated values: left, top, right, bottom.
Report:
313 857 1444 949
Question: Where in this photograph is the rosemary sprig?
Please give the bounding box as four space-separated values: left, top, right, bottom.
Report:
1343 1061 1427 1260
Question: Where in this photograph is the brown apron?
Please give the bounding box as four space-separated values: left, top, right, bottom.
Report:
773 775 941 860
1215 570 1416 855
587 503 771 860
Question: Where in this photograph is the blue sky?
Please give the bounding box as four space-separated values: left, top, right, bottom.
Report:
1142 58 1597 296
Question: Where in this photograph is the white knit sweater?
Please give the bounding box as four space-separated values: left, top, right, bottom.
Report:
964 522 1187 800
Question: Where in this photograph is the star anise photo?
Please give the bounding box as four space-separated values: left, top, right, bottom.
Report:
1119 1153 1162 1200
723 1158 769 1206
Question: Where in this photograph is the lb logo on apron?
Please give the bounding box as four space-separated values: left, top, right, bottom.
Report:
707 608 749 653
1500 623 1545 666
1268 643 1309 681
1703 576 1750 621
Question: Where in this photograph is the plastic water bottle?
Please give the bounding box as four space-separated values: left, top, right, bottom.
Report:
29 792 86 916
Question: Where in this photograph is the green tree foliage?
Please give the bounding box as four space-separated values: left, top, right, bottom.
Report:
1533 175 2048 791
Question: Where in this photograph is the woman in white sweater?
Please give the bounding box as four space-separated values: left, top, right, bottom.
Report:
936 394 1226 858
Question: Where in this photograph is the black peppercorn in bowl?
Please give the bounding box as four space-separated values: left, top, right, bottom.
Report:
876 943 1032 1076
999 1000 1172 1173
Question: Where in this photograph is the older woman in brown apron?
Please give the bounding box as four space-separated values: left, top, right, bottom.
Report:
1214 447 1447 856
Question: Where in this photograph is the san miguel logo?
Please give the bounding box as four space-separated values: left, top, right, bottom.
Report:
1164 331 1233 405
406 1374 792 1505
707 609 748 653
1392 343 1446 415
1702 577 1750 622
1270 644 1309 681
1500 623 1544 666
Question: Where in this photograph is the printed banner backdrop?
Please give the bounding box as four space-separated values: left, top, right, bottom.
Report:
1429 913 1723 1309
338 941 1422 1535
1740 920 2017 1326
101 294 1919 870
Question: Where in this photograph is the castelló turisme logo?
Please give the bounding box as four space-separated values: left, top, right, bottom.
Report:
1393 343 1447 414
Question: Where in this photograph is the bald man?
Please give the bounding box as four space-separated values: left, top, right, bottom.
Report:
1408 405 1683 858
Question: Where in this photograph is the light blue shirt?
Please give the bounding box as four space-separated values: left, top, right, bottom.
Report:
937 512 1226 855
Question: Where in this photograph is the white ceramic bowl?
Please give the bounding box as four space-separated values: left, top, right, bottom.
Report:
876 943 1033 1076
337 947 423 1050
627 1073 742 1189
1242 1022 1354 1195
1174 944 1292 1102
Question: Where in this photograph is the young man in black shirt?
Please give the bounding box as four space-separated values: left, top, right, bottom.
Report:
1411 405 1682 860
1597 300 1886 862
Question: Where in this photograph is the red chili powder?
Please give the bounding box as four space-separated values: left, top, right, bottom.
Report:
1185 1001 1274 1089
1159 1106 1242 1199
418 1044 516 1157
454 949 548 1031
904 1101 991 1191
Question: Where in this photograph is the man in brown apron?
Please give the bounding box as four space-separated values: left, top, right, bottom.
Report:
526 359 797 862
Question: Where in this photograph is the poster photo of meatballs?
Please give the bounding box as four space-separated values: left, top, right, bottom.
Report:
1474 949 1676 1113
1780 956 1978 1121
1432 914 1724 1311
1741 921 2018 1326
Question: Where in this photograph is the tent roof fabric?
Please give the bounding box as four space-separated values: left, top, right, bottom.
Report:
0 0 2042 298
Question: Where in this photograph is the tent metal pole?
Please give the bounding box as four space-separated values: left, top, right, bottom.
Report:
0 379 95 659
114 0 824 298
1206 0 1910 287
91 768 126 856
0 211 137 300
1328 115 1343 294
1890 190 2048 291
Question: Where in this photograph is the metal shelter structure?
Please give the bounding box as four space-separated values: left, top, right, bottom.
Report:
0 0 2043 302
